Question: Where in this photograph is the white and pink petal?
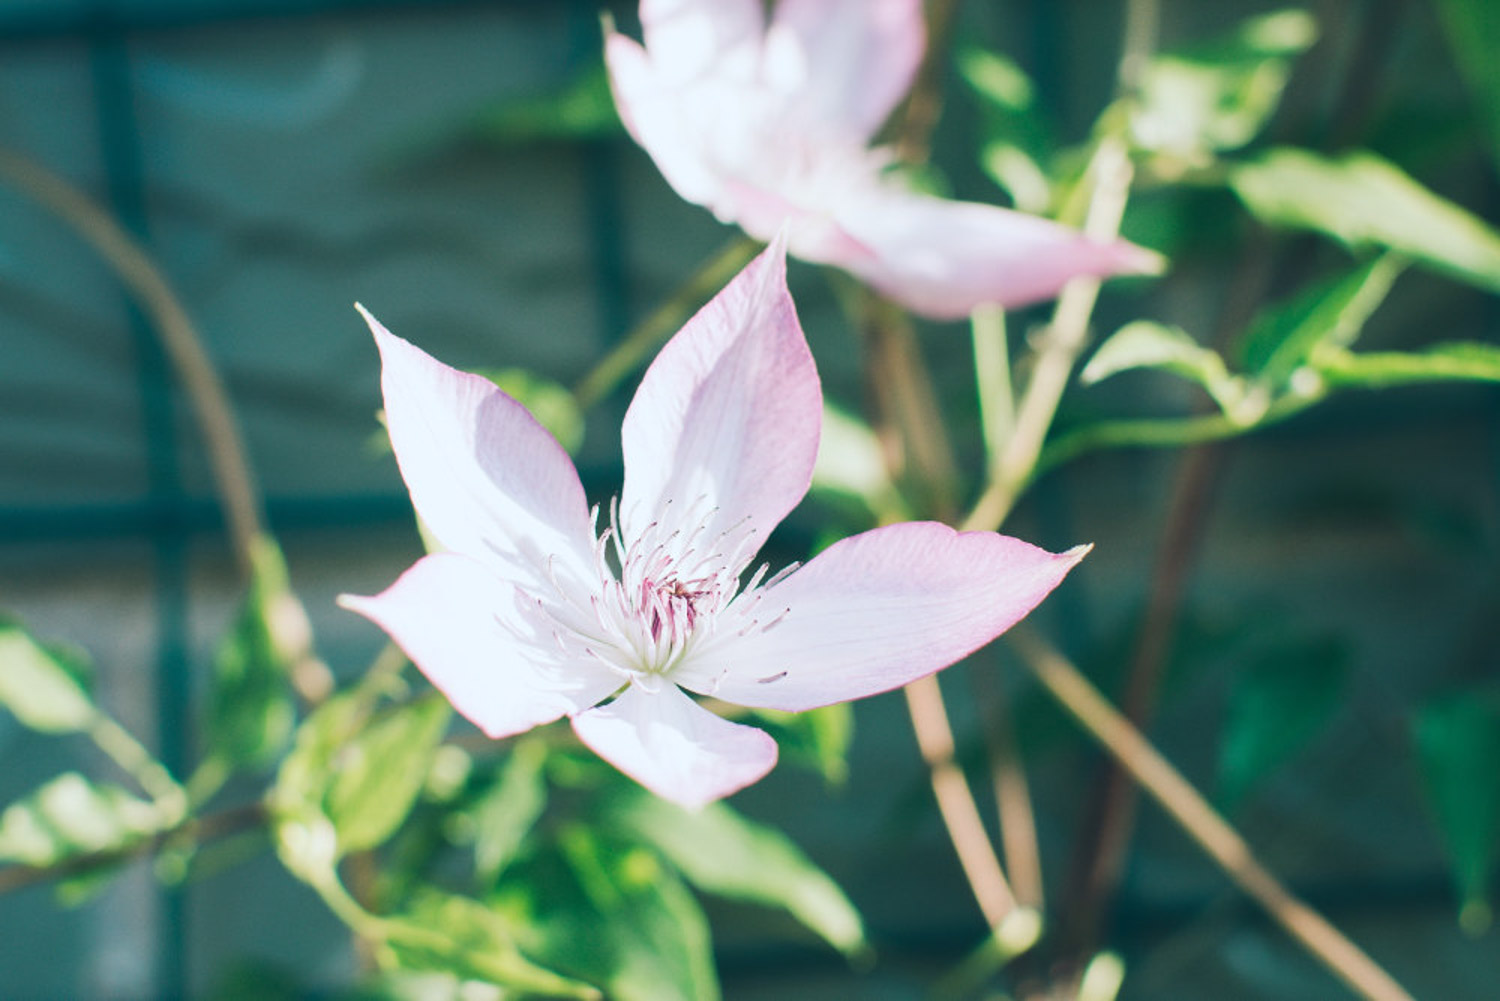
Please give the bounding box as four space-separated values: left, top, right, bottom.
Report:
831 189 1161 320
638 0 764 85
679 522 1088 712
361 307 596 584
618 240 821 568
765 0 926 142
605 32 726 208
338 553 620 739
570 684 778 808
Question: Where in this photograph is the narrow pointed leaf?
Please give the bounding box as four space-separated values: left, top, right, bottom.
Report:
1217 638 1346 812
613 792 866 956
1229 148 1500 292
1413 690 1500 931
1235 255 1405 387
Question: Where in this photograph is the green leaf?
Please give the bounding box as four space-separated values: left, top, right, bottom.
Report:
271 674 445 866
506 830 719 1001
1082 321 1263 423
811 404 903 519
0 620 97 734
326 695 452 855
1131 9 1317 162
613 793 866 957
1235 255 1405 388
1431 0 1500 169
473 737 549 885
473 63 622 145
208 537 301 769
957 48 1053 212
1229 148 1500 292
1217 638 1346 812
0 772 159 867
478 368 586 456
381 891 599 1000
1413 689 1500 933
752 703 854 784
1313 341 1500 389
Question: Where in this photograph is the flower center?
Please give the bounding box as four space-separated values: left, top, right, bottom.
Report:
639 575 713 647
518 497 796 699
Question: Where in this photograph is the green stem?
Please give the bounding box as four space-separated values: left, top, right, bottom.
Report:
88 713 186 818
971 303 1015 475
572 235 760 410
962 136 1137 532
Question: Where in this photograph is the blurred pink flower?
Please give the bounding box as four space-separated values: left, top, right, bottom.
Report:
341 243 1086 808
606 0 1158 320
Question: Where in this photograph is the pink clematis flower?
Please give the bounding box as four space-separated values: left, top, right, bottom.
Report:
341 243 1086 808
605 0 1158 320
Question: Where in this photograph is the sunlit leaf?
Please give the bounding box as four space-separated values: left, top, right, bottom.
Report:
271 674 435 867
1217 638 1346 812
0 620 96 734
1131 9 1317 165
473 737 549 885
1413 689 1500 933
1235 255 1405 388
1431 0 1500 169
473 62 622 145
208 537 301 769
1229 148 1500 292
1082 320 1262 423
612 793 866 957
1313 341 1500 389
381 890 599 1000
811 403 902 519
505 830 718 1001
326 695 452 855
477 368 586 456
0 772 158 867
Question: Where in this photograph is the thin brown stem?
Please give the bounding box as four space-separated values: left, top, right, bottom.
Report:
1061 442 1223 955
1008 627 1415 1001
0 147 261 576
0 148 331 704
972 666 1045 910
905 674 1036 946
